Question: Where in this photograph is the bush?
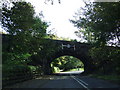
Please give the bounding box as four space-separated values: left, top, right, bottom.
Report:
3 64 32 78
52 67 60 73
89 47 120 74
28 65 43 74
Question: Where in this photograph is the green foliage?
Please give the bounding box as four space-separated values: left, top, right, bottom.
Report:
2 52 32 79
2 64 32 83
32 16 48 37
33 40 59 62
71 2 120 45
2 1 51 77
52 67 60 73
74 28 95 43
3 64 30 74
2 2 35 34
89 47 120 74
71 2 120 75
2 52 31 65
89 74 120 84
28 65 43 74
2 1 48 54
2 1 49 61
51 56 84 71
46 34 71 41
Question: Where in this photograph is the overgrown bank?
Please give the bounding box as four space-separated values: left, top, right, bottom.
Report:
2 1 57 87
88 74 120 85
89 46 120 75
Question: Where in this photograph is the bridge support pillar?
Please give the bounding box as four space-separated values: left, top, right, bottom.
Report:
43 62 52 75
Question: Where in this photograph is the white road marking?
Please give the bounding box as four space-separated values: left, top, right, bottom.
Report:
70 75 90 90
77 78 88 86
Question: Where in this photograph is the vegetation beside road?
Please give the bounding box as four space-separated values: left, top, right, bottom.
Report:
2 1 58 86
71 2 120 75
51 56 84 73
89 74 120 85
2 1 120 87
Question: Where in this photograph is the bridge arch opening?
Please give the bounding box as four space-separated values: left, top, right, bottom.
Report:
51 55 84 74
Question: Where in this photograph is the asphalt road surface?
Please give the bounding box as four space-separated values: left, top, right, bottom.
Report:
4 72 120 89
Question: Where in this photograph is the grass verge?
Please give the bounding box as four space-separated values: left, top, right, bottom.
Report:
88 74 120 85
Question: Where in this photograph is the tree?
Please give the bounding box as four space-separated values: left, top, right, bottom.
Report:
51 56 84 71
32 16 48 38
89 46 120 74
2 1 35 35
2 1 49 65
2 1 58 75
74 28 96 43
2 1 50 53
71 2 120 46
70 2 120 75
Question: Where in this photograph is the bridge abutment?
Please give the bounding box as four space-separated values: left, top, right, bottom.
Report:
43 61 52 75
